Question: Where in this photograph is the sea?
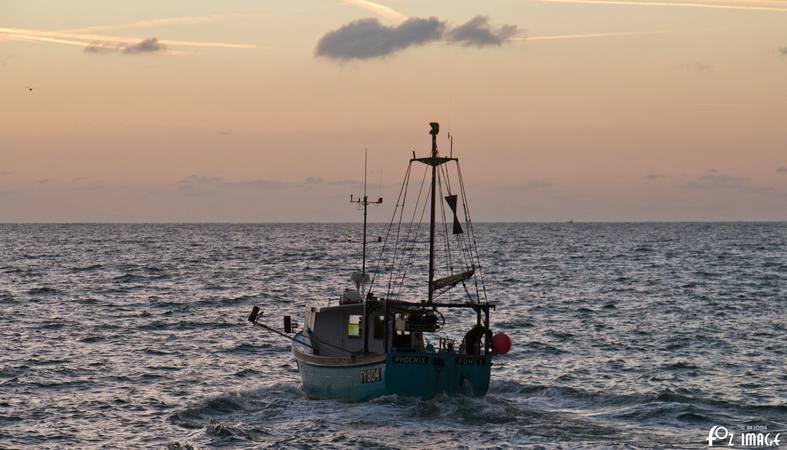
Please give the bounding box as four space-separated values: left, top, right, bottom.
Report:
0 223 784 449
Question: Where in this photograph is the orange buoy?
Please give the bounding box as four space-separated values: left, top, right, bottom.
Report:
492 332 512 355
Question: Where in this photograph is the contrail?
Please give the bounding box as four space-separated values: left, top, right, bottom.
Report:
0 27 257 49
516 30 673 41
62 13 268 33
539 0 787 13
5 33 192 55
341 0 408 21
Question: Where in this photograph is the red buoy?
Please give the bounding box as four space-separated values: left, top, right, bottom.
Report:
492 332 512 355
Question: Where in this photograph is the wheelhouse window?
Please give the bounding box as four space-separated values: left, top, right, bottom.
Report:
347 315 362 337
373 315 385 339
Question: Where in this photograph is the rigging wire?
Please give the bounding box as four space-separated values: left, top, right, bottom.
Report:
394 173 431 300
385 162 412 295
366 161 411 298
456 161 487 303
440 162 474 279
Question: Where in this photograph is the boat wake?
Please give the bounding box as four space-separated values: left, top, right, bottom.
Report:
167 378 786 448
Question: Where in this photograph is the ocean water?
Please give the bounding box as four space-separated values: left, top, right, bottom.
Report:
0 223 785 449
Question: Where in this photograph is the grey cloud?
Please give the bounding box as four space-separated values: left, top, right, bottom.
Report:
221 179 289 190
179 175 223 186
777 166 787 173
300 177 361 189
179 175 363 191
178 175 364 195
84 42 118 54
326 179 360 186
123 38 165 54
304 176 324 185
0 170 12 176
644 174 667 180
36 178 51 184
445 16 518 47
705 168 718 173
84 38 166 55
302 177 358 186
779 47 787 55
315 16 518 61
683 174 745 189
316 17 445 60
178 175 287 191
680 173 770 194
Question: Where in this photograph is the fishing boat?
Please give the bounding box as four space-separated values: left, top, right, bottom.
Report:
248 122 511 401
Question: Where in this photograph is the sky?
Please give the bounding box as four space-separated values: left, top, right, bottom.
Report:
1 0 786 222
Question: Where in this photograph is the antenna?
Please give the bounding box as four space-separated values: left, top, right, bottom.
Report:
350 148 383 286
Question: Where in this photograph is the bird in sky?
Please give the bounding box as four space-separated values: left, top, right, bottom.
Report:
25 86 34 92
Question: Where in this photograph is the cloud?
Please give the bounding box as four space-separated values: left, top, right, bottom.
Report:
222 179 289 190
36 178 51 183
685 174 744 189
122 37 165 54
780 47 787 55
84 37 167 55
680 173 770 193
178 175 292 193
0 170 12 176
705 168 718 173
644 174 667 179
178 175 362 195
302 176 359 186
316 17 445 60
0 26 256 52
445 16 519 47
84 42 118 53
304 176 324 185
316 16 519 60
777 166 787 173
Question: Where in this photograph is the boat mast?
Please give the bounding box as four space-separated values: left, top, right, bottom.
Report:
428 122 439 304
351 149 382 288
362 149 368 279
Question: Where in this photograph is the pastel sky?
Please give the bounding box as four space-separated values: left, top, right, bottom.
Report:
1 0 786 222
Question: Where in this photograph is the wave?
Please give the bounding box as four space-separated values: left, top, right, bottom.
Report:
26 286 62 295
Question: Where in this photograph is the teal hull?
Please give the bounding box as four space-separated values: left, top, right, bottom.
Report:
295 352 491 402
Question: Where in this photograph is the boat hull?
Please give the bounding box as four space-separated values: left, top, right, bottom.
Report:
296 357 388 402
294 349 491 401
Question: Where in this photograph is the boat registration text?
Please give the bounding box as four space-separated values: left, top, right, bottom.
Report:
360 367 382 384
